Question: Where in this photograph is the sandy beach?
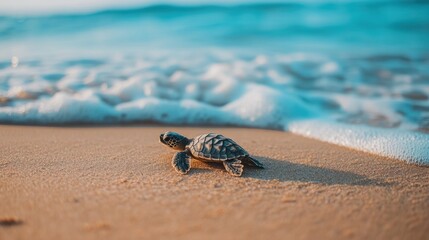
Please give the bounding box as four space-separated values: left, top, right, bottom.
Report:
0 125 428 240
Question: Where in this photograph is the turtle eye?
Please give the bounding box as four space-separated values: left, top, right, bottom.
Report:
164 137 170 141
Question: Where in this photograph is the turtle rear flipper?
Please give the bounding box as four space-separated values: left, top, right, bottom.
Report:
223 159 243 177
172 151 191 174
240 156 264 168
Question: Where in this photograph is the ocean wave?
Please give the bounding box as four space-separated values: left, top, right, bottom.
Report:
1 1 428 56
0 52 428 165
1 1 422 16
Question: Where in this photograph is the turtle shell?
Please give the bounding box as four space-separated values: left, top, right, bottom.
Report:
188 133 249 161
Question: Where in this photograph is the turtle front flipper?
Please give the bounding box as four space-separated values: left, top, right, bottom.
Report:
172 150 191 174
223 159 244 177
240 156 264 168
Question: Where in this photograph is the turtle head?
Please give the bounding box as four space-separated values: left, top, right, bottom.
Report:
159 131 189 151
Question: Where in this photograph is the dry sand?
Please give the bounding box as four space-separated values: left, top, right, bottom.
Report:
0 125 428 240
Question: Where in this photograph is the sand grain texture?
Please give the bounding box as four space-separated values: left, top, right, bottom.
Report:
1 125 428 240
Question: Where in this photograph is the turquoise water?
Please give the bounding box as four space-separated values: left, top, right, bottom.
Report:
1 2 429 56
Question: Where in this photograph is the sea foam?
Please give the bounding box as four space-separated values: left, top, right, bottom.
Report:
288 120 429 166
0 52 428 165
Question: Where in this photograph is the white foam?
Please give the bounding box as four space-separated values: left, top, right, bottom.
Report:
116 98 237 125
0 52 428 166
288 120 429 166
223 84 320 129
0 91 118 123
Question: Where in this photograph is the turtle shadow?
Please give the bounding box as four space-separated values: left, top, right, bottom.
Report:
242 156 391 186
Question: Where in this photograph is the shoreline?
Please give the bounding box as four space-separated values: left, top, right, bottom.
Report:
1 125 428 239
2 122 428 166
0 121 429 167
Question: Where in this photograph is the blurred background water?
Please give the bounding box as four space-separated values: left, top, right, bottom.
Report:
0 0 428 133
1 1 429 57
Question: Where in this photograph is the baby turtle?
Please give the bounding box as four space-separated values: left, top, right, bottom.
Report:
159 131 264 177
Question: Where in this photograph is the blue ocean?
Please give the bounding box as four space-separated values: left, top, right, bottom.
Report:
2 2 429 55
1 1 428 164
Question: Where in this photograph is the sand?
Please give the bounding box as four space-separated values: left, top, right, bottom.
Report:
0 125 428 240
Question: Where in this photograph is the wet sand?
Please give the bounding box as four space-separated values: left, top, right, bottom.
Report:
0 125 428 240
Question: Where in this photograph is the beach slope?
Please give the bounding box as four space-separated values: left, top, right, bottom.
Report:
1 125 428 240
